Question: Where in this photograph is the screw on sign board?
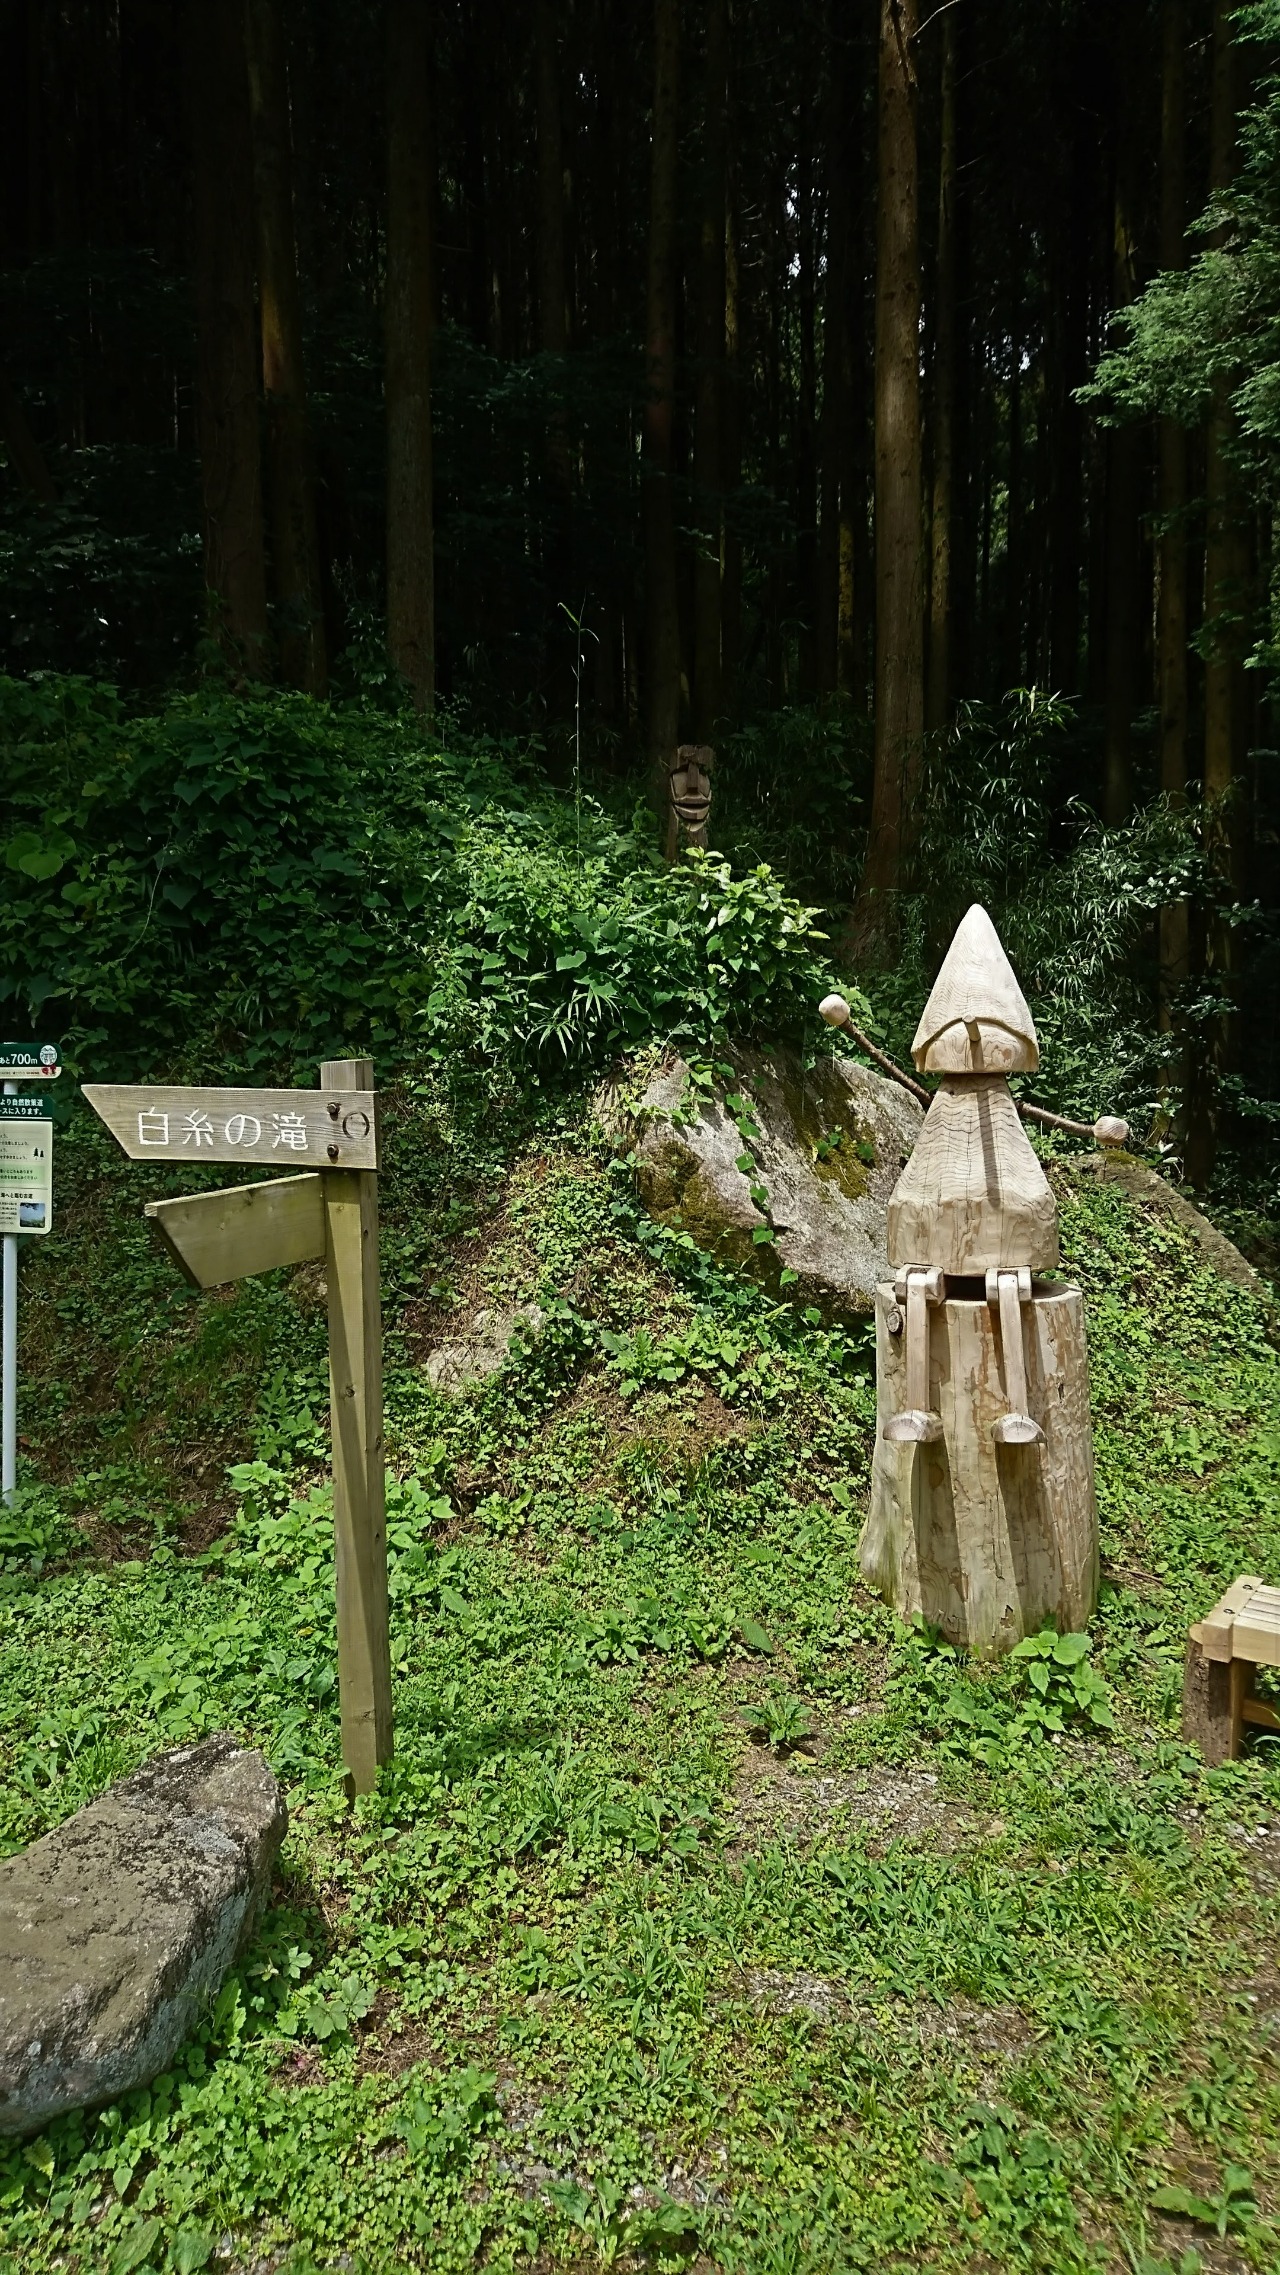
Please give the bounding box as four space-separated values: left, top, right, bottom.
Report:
85 1062 391 1796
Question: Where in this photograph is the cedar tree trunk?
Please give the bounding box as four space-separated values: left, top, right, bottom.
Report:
1102 77 1141 828
187 1 269 677
853 0 923 946
1187 0 1248 1187
925 5 956 734
385 0 435 713
692 0 727 741
1157 0 1190 1053
246 0 326 693
644 0 682 826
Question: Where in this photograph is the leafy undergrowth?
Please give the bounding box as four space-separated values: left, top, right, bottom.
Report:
2 1089 1280 2275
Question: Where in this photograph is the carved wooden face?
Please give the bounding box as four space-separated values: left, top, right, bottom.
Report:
669 758 712 825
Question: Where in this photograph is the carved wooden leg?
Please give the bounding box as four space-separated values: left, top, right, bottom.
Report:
987 1268 1045 1446
883 1267 944 1443
865 1280 1098 1651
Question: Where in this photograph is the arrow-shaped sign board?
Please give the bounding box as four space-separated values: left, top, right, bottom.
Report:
144 1173 325 1289
83 1084 378 1170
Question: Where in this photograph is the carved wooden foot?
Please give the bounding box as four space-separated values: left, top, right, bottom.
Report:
883 1408 944 1444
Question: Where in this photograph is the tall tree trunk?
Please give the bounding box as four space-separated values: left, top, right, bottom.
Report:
853 0 923 944
794 145 820 700
246 0 326 694
644 0 681 829
1190 0 1249 1185
763 175 786 704
849 257 873 709
1004 276 1024 692
947 8 973 700
721 169 743 715
460 19 490 346
535 0 567 357
385 0 435 713
535 0 572 709
1203 0 1248 840
1157 0 1190 1049
845 352 869 704
187 1 269 677
1048 20 1094 696
925 4 956 733
1102 34 1141 825
817 10 861 705
692 0 727 741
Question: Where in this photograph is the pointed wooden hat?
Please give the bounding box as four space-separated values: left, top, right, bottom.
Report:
911 904 1039 1074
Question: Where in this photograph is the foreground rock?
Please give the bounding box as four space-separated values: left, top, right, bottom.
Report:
612 1047 922 1317
0 1734 285 2138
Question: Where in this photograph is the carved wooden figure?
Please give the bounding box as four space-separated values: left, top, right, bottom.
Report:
666 744 714 858
827 905 1100 1654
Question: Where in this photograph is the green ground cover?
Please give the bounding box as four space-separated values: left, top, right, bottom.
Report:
2 1084 1280 2275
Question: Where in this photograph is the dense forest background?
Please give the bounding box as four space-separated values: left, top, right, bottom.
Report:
2 0 1279 1222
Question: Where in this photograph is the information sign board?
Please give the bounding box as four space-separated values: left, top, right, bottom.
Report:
0 1120 52 1234
0 1042 61 1078
0 1096 55 1119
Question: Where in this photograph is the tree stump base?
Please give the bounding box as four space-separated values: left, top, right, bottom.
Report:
862 1279 1099 1656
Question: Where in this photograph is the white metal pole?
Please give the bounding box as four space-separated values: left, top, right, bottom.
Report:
2 1077 16 1503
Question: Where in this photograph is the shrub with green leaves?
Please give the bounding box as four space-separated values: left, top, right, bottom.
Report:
1007 1628 1116 1736
0 677 830 1088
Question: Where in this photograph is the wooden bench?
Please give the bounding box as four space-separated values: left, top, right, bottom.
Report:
1181 1576 1280 1765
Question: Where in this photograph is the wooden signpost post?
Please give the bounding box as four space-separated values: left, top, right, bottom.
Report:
84 1059 392 1796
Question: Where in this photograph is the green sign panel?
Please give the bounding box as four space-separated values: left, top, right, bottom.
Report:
0 1041 62 1078
0 1097 53 1120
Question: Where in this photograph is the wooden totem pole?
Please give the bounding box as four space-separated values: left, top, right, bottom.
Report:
848 907 1099 1654
666 744 714 859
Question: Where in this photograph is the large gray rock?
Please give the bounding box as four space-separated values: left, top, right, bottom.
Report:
617 1046 923 1317
0 1734 285 2138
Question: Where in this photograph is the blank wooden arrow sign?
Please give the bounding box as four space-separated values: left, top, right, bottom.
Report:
82 1084 378 1169
144 1173 324 1288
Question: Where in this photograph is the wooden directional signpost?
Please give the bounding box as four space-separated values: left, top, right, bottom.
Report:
85 1060 392 1796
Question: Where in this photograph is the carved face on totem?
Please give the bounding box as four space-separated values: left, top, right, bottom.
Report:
668 745 714 846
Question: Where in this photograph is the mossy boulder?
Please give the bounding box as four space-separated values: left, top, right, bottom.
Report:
620 1047 922 1317
0 1736 285 2139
